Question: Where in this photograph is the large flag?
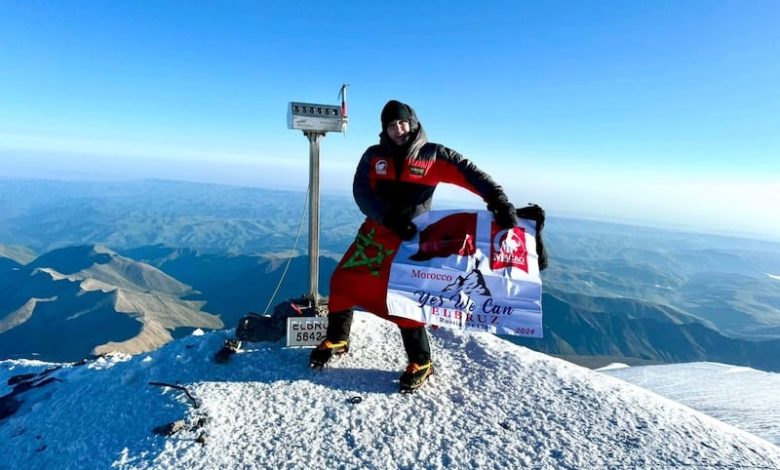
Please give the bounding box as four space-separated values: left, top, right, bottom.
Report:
387 210 543 338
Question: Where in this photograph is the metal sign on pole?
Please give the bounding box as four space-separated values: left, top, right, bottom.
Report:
287 85 349 307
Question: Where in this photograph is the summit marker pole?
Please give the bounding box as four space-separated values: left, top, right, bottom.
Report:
287 85 349 307
305 131 323 305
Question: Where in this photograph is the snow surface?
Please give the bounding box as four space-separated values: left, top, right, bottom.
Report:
2 312 780 469
602 362 780 447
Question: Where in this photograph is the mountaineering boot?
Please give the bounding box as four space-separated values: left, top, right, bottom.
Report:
399 326 433 392
309 310 353 370
400 361 434 393
309 339 349 370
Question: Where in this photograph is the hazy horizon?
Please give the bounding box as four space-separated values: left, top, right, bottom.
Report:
1 2 778 240
2 174 778 245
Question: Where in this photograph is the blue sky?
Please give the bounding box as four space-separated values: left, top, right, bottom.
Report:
1 1 778 239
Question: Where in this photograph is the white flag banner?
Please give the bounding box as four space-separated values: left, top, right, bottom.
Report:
387 210 543 338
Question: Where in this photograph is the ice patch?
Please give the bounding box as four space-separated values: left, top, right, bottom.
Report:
596 362 630 371
603 361 780 446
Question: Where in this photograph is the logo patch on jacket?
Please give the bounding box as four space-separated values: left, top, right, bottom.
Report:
409 165 426 177
375 160 388 175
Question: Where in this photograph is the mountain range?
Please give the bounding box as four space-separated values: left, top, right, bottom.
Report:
510 290 780 371
118 245 339 326
1 179 779 371
0 244 222 361
0 179 359 256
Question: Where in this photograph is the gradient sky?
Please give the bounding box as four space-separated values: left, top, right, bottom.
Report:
1 1 778 239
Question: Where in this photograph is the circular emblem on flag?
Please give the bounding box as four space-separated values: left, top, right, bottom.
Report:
496 229 525 254
491 227 528 272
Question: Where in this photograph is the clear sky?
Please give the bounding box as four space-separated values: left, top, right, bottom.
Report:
1 1 778 240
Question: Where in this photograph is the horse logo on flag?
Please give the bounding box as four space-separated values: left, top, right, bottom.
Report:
491 225 529 272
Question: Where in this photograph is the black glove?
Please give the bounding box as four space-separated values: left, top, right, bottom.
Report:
517 203 548 271
488 199 518 229
516 203 545 231
383 210 418 241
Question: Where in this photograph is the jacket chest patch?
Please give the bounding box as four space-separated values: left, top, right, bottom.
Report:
409 165 427 177
375 160 388 175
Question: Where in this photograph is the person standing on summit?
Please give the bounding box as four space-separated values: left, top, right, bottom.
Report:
309 99 519 392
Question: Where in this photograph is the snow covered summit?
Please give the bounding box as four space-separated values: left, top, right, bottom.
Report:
1 312 779 469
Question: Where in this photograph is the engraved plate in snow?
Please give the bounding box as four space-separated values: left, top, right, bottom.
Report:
286 316 329 347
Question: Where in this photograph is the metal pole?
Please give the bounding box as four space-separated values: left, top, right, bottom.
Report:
305 131 324 305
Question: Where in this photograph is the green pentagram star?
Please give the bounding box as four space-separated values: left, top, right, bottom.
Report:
341 228 395 277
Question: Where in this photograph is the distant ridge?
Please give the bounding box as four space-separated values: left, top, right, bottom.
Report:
120 245 339 326
0 179 361 255
510 291 780 372
2 179 779 370
0 245 222 361
0 244 37 265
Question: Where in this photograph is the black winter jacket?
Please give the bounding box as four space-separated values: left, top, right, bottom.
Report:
352 119 510 224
